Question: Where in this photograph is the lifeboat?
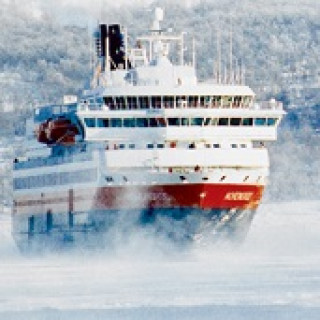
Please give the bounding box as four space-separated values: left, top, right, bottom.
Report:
35 120 50 144
36 117 79 146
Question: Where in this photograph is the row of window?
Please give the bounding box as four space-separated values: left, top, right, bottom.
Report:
106 142 248 150
81 95 253 111
14 152 92 170
84 117 278 128
14 169 97 190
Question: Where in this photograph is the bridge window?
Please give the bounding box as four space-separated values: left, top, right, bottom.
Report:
190 117 204 126
176 96 187 108
156 117 166 127
168 118 181 126
127 96 138 109
243 118 253 126
110 118 122 127
181 118 190 126
255 118 267 126
204 118 218 125
151 96 162 109
212 96 221 107
115 97 126 109
136 118 148 127
149 118 158 127
222 96 232 108
233 96 242 107
189 96 198 107
230 118 241 126
204 118 210 126
205 96 212 107
97 118 109 127
123 118 136 128
163 96 174 108
218 118 229 126
267 118 277 126
104 97 116 109
139 96 149 109
147 143 154 149
84 118 96 128
199 96 211 108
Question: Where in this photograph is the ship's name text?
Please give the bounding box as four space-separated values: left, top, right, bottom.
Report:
224 192 253 201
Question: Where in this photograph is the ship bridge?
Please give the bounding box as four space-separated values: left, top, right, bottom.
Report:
90 7 199 89
76 93 284 145
80 7 284 148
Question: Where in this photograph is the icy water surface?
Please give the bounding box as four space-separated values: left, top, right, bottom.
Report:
0 201 319 319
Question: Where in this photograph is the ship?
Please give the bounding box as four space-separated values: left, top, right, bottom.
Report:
12 8 284 251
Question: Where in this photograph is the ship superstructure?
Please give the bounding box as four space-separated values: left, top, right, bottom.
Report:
12 9 284 250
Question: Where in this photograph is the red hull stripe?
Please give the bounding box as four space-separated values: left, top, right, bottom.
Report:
94 183 264 210
14 183 264 214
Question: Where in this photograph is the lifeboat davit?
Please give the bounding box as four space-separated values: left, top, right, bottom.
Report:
36 117 79 146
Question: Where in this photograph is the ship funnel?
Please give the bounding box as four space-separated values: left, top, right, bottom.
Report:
94 23 131 72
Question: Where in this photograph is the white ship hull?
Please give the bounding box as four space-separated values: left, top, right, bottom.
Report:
12 148 266 251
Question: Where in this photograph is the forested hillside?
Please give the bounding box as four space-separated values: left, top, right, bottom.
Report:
0 0 319 109
0 2 90 109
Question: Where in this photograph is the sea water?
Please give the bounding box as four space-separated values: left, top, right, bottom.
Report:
0 201 319 319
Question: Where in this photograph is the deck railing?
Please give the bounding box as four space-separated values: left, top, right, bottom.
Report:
252 100 283 110
78 99 283 112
